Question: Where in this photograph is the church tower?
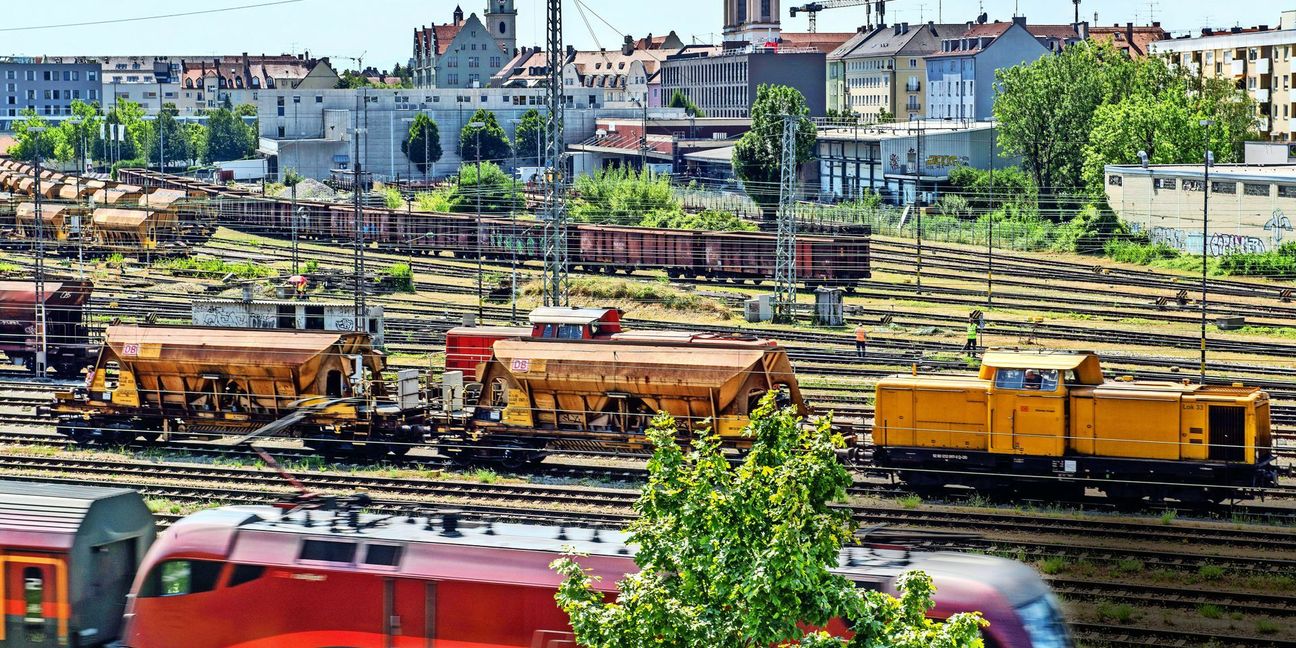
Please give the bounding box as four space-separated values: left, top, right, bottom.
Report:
485 0 517 56
723 0 781 48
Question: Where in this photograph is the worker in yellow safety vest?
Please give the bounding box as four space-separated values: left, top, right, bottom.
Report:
963 318 979 352
854 323 868 359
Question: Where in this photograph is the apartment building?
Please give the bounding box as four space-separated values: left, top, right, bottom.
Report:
0 57 101 131
1150 10 1296 141
829 22 965 121
412 2 516 89
926 17 1079 121
493 33 687 109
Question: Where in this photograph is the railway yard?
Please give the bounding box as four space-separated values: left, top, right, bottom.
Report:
3 168 1296 647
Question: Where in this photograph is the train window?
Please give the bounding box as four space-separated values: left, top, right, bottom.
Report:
539 324 557 338
23 567 44 624
226 564 266 588
994 369 1059 391
559 324 584 340
138 560 223 598
363 544 403 567
300 539 357 564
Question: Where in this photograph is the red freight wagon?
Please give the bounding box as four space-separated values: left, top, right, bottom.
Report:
0 280 93 375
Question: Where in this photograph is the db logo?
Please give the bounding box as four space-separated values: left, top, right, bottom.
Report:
122 343 140 357
510 358 531 373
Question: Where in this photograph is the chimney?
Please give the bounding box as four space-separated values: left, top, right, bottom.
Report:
1125 21 1133 44
623 35 634 55
894 23 902 35
1012 16 1027 27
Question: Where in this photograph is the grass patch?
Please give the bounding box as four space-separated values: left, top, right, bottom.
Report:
1159 509 1177 525
154 256 274 279
384 263 415 292
1116 558 1144 574
1197 604 1223 619
1257 618 1280 635
896 494 922 509
1038 556 1069 575
523 276 732 320
1095 602 1137 624
1197 564 1226 581
1216 325 1296 340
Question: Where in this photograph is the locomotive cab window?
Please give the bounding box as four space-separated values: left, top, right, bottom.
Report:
300 539 357 564
138 559 223 598
994 368 1059 391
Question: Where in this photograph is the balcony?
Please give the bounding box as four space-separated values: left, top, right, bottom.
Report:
1231 59 1246 76
1255 88 1271 103
1257 117 1271 132
1288 118 1296 133
905 80 921 92
906 101 921 112
1256 58 1272 75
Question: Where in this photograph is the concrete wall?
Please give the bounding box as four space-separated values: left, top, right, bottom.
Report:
749 52 827 117
257 88 636 181
1105 165 1296 255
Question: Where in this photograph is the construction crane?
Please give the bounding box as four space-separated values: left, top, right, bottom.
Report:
790 0 884 33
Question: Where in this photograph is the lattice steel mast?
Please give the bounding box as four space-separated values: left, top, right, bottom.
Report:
774 116 798 324
542 0 569 307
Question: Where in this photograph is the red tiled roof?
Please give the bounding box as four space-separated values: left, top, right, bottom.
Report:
778 32 855 54
1089 25 1168 58
434 23 464 56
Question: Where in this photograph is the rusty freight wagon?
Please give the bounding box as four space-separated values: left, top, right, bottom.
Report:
435 337 806 466
0 280 93 375
52 325 425 457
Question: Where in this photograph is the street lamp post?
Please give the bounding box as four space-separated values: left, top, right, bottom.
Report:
1200 119 1215 385
468 120 485 322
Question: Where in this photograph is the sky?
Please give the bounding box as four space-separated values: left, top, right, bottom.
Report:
0 0 1283 73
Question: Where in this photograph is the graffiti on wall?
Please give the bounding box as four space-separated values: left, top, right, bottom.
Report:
1265 210 1294 245
1145 226 1268 255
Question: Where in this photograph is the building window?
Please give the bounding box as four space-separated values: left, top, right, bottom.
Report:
1183 180 1205 192
1212 181 1237 194
1153 178 1177 190
1244 183 1270 196
1278 185 1296 198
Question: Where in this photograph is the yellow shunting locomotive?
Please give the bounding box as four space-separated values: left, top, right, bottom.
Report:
872 350 1275 503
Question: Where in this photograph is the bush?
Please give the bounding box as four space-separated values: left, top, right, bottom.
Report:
1103 239 1182 265
379 185 404 210
1055 205 1126 254
384 263 415 292
522 276 732 319
449 161 523 215
154 257 273 279
414 188 459 212
639 208 756 231
1216 243 1296 279
570 167 680 226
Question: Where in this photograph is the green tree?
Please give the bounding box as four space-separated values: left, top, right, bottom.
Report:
205 106 257 162
459 109 512 163
947 165 1038 214
992 42 1126 198
732 84 817 224
552 394 986 648
146 103 192 170
53 100 103 167
514 108 545 164
401 112 443 174
450 161 522 215
667 89 705 117
1081 75 1256 194
98 99 148 162
184 122 208 165
8 109 65 161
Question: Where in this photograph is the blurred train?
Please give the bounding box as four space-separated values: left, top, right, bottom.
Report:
115 168 872 286
0 481 1071 648
0 160 212 255
872 350 1278 504
0 280 93 376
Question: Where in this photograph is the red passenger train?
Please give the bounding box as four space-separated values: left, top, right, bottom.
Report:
121 500 1071 648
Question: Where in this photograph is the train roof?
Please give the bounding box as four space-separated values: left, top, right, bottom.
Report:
103 325 371 367
92 208 154 228
528 306 621 325
610 330 777 347
194 298 382 311
0 480 153 551
978 350 1104 384
15 202 73 221
0 280 92 306
162 504 1048 607
141 188 187 207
